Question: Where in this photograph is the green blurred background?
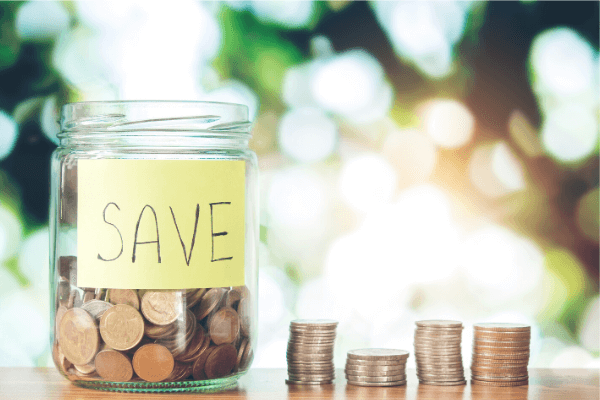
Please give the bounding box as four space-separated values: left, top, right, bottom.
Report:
0 1 598 369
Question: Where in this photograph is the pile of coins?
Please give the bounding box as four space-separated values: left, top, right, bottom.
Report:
345 349 409 387
414 320 466 386
53 257 252 384
471 323 530 387
286 320 338 385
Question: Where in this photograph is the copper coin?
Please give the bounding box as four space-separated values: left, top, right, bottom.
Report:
474 323 530 332
52 341 72 373
94 349 133 381
99 304 144 351
176 326 206 362
81 300 112 321
132 343 174 382
141 291 183 325
204 344 237 379
235 338 248 372
209 307 240 345
106 289 140 310
238 297 251 337
192 346 215 380
347 349 410 360
194 288 225 320
240 341 253 370
225 289 242 310
74 362 96 375
58 308 100 365
185 288 207 309
233 285 250 299
471 379 528 386
289 373 335 380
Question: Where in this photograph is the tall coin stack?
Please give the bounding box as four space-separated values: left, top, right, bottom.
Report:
414 320 466 386
345 349 409 387
286 319 338 385
471 323 530 387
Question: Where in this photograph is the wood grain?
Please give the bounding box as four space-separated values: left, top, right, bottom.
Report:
0 368 597 399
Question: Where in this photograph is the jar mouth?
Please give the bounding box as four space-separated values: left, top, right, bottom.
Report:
59 101 251 137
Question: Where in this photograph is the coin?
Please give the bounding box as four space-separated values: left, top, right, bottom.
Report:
289 373 335 380
194 288 225 320
132 343 174 382
285 379 333 385
80 300 112 321
59 256 77 285
347 349 409 360
346 380 406 387
95 349 133 382
141 291 183 325
192 346 215 380
99 304 144 351
419 380 466 386
416 320 463 328
225 289 242 310
345 364 406 372
471 379 528 386
204 344 237 379
291 319 339 328
106 289 140 310
345 373 405 382
55 306 68 341
209 307 240 345
52 342 72 373
58 307 100 365
185 288 206 309
175 326 206 363
346 358 404 366
235 338 248 372
474 323 530 332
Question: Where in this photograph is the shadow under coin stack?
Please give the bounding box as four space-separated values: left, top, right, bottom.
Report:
470 323 531 387
286 320 338 385
345 349 409 387
414 320 466 386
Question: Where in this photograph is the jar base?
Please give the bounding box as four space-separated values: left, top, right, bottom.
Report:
72 374 242 393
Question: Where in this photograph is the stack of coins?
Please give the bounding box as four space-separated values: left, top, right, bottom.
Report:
414 320 466 386
286 319 338 385
471 323 530 387
345 349 409 387
53 257 253 384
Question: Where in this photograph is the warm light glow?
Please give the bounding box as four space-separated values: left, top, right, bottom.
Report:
423 99 475 148
382 128 438 183
576 187 599 242
470 142 527 198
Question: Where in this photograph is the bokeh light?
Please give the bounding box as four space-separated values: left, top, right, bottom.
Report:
278 107 338 163
422 99 475 148
15 0 69 42
470 141 527 198
576 187 599 243
339 153 397 213
382 128 438 184
0 111 18 160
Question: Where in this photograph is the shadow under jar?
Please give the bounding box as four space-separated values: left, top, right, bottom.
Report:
49 101 258 393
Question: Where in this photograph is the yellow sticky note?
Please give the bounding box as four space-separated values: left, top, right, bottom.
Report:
77 159 245 289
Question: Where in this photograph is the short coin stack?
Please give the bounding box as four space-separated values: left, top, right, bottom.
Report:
345 349 409 387
286 319 338 385
471 323 530 387
414 320 466 386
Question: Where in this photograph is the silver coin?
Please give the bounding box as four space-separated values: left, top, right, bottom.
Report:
347 349 410 360
345 364 407 372
345 373 406 382
285 379 333 385
80 300 112 320
419 380 467 386
346 379 407 387
416 320 463 328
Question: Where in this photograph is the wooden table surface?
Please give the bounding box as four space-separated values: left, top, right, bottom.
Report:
0 368 597 399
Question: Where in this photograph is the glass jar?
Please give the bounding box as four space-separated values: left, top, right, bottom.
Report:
49 101 258 392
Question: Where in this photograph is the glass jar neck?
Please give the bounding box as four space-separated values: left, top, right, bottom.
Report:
59 101 251 150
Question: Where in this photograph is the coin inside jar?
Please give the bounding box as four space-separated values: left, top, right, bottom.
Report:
194 288 225 320
209 307 240 345
95 349 133 382
99 304 144 351
204 344 237 379
132 343 174 382
141 291 183 325
58 308 100 366
106 289 140 310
